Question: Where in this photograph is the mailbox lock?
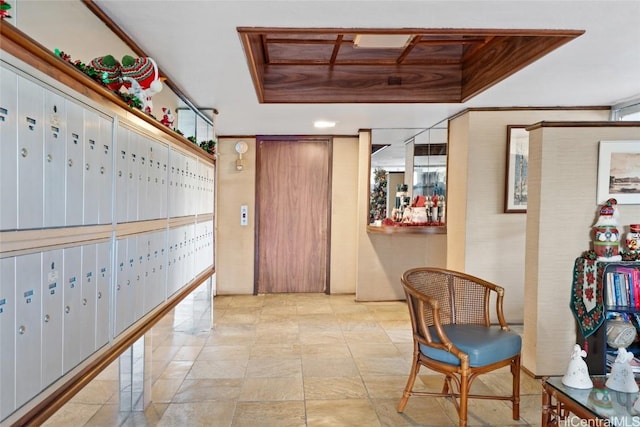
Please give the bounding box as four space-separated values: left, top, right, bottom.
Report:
82 298 87 306
85 163 90 171
98 291 102 299
18 325 26 335
47 154 53 162
65 305 71 314
100 166 105 174
21 148 28 158
44 314 50 323
68 159 73 167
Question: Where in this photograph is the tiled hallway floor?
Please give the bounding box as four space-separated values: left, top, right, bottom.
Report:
43 285 543 426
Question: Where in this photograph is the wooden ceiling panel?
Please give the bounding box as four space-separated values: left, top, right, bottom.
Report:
405 44 464 64
268 43 335 63
238 28 584 104
335 43 408 63
460 34 582 101
262 64 461 103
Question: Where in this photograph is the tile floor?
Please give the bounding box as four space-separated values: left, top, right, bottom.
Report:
42 284 544 426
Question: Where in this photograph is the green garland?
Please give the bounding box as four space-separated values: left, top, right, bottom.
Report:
1 0 12 19
54 49 144 111
186 136 216 154
581 249 640 261
53 48 215 155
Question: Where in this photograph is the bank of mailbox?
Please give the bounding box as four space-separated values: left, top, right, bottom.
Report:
0 61 214 423
167 224 195 297
15 253 42 409
0 257 17 421
41 249 63 389
114 237 134 336
0 64 114 231
115 124 169 224
114 230 169 337
0 67 18 230
65 100 85 226
0 243 112 420
197 162 215 215
194 220 214 276
17 76 45 230
44 91 66 227
143 231 167 315
0 232 212 420
168 149 199 218
95 242 110 350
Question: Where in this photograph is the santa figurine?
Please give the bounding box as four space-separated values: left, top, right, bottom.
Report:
592 198 622 261
160 108 174 128
90 55 123 91
120 55 163 115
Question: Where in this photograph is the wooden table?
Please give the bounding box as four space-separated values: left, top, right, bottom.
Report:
542 376 640 426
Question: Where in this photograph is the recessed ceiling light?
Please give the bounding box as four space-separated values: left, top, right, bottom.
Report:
314 120 336 128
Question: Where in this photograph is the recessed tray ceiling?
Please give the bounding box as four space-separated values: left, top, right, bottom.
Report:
238 27 584 104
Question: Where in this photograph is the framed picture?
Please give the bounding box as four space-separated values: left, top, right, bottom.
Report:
597 140 640 204
504 125 529 213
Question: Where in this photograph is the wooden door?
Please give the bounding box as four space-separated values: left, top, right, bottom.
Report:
255 136 331 293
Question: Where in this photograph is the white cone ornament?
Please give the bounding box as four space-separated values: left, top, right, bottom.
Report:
562 344 593 389
605 347 639 393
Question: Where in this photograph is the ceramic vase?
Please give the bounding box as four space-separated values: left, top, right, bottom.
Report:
593 225 620 260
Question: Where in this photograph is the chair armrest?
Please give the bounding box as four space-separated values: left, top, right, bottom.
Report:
492 284 510 330
413 293 470 365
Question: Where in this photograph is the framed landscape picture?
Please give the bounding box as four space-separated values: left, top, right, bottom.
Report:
504 125 529 213
597 140 640 204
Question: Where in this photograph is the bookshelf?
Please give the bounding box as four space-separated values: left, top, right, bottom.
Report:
577 261 640 375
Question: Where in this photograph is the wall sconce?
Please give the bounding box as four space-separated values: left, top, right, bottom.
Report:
235 140 248 171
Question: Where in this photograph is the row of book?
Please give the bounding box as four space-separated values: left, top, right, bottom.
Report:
605 267 640 308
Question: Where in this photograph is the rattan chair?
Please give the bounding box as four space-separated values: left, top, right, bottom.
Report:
397 267 521 427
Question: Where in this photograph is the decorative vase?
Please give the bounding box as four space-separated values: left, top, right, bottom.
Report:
592 199 621 261
606 316 637 349
626 224 640 253
593 225 621 260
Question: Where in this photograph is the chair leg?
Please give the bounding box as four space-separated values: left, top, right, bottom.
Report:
511 355 521 420
458 372 469 427
397 355 421 412
441 377 450 394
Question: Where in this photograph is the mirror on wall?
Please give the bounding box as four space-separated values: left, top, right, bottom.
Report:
369 124 448 226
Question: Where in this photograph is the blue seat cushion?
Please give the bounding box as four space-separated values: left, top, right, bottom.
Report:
419 324 521 367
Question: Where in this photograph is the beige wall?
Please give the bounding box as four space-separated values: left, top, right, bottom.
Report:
215 136 359 295
330 137 359 294
447 109 610 322
217 131 447 299
446 115 470 273
355 131 447 301
524 123 640 376
215 138 257 294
